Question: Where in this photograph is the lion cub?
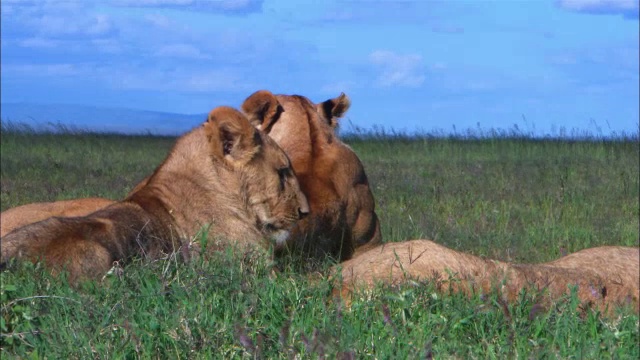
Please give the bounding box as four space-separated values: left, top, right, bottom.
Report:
1 106 309 282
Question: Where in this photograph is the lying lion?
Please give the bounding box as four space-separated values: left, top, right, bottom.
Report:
0 106 309 282
335 240 639 313
2 90 382 264
243 90 381 262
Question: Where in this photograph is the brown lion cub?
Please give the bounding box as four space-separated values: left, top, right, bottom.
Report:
242 90 381 262
0 106 309 282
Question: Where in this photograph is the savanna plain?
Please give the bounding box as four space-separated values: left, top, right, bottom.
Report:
1 123 639 358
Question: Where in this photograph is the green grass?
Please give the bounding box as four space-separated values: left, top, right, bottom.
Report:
1 124 639 358
350 136 639 262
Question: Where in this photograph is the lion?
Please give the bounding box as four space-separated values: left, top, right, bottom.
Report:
241 90 381 262
0 106 309 282
335 240 639 314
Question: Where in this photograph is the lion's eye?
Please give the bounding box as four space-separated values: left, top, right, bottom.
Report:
277 168 289 190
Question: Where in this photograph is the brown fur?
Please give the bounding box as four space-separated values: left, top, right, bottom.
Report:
0 106 309 282
1 198 115 238
0 176 150 238
242 90 381 262
336 240 639 313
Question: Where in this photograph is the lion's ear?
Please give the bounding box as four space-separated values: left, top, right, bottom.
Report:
317 92 351 128
206 106 261 165
241 90 284 133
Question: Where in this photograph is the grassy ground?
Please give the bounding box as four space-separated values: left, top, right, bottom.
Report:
1 124 639 358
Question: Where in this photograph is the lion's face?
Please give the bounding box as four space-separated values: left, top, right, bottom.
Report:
204 106 309 248
245 132 310 247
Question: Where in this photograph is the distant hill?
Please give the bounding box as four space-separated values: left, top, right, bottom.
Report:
0 103 207 135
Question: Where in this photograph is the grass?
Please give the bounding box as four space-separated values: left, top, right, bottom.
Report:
1 122 639 358
349 135 639 262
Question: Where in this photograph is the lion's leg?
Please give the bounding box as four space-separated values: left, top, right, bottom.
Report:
349 184 382 256
1 216 118 281
44 235 115 282
352 214 381 257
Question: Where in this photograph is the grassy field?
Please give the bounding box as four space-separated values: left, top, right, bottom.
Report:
1 124 639 358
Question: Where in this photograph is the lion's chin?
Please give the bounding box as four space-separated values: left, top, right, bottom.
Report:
269 229 290 248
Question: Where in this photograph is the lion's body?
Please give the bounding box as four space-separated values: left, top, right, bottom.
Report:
336 240 639 313
243 91 381 262
1 107 308 281
1 198 116 238
0 177 150 238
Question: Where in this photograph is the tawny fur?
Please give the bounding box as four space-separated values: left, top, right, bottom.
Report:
0 177 150 238
336 240 639 313
242 90 381 262
1 198 115 238
1 106 309 282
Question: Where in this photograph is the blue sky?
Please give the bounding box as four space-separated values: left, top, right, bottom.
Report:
1 0 638 136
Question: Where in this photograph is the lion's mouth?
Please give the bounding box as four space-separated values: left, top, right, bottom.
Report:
270 229 290 247
263 222 279 235
260 221 291 248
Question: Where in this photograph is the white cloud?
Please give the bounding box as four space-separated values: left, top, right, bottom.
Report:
369 50 425 88
557 0 639 18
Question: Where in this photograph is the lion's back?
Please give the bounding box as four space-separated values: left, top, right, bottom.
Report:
1 198 115 238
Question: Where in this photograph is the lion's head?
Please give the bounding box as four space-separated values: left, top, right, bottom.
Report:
133 105 310 250
204 106 310 246
242 91 381 261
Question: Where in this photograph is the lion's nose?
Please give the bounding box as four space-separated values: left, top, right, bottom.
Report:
298 206 309 219
297 193 310 219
